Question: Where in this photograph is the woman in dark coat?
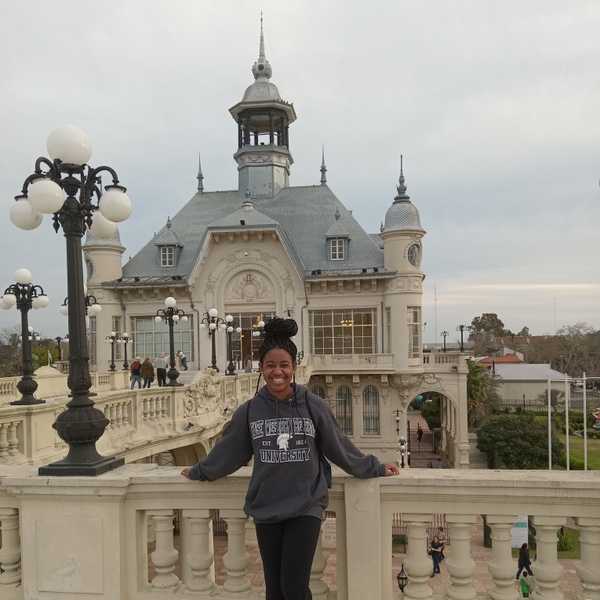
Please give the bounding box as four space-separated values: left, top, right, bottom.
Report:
141 358 154 388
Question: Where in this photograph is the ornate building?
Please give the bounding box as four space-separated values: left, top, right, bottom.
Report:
83 22 470 467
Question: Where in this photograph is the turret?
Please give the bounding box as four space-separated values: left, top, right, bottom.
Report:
83 212 125 286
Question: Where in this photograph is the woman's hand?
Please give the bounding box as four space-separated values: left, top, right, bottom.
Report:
383 463 400 476
180 468 192 479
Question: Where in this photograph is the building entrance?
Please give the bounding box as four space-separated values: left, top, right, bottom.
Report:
228 311 275 369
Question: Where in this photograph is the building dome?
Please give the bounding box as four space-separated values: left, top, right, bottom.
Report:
242 80 282 102
84 211 122 247
384 198 422 232
383 165 423 232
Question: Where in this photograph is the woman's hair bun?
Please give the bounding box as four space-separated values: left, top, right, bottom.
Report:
263 317 298 339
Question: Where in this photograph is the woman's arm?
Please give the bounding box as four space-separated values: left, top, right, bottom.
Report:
181 403 252 481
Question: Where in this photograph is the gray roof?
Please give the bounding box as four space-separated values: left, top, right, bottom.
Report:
120 184 386 283
495 363 567 381
207 201 279 229
383 169 424 233
153 219 182 247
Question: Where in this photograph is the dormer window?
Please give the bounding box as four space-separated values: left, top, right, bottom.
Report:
328 238 346 260
160 246 176 267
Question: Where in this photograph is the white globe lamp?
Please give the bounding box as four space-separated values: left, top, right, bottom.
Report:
47 126 92 166
10 198 42 230
208 308 218 318
164 297 176 308
15 268 33 285
99 186 132 223
28 178 65 214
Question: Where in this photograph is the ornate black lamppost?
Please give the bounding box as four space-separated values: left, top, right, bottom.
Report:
457 324 472 352
55 335 69 361
0 268 49 405
225 315 242 375
155 296 188 385
120 332 130 370
200 308 228 372
105 331 118 371
9 126 132 476
393 409 410 469
60 293 102 317
441 330 448 352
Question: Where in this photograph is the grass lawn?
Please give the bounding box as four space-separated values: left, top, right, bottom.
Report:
510 528 580 560
560 434 600 470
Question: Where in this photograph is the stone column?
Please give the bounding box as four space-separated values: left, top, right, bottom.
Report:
574 517 600 600
148 509 180 590
446 515 477 600
0 423 9 458
181 509 216 594
487 515 519 600
0 508 21 587
404 514 433 600
531 516 566 600
309 529 330 600
221 509 251 596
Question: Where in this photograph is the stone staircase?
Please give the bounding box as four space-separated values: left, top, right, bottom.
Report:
408 412 444 468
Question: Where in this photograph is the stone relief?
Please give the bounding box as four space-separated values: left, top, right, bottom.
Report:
226 271 274 302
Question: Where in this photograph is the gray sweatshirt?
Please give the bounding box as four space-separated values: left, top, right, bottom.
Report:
188 384 385 523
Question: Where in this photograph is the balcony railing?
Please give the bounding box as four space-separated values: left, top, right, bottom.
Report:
1 466 598 600
310 353 395 373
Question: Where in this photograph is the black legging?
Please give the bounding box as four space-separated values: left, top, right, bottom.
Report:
255 516 322 600
516 561 533 578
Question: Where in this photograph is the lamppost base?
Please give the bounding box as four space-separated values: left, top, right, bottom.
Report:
38 455 125 477
10 397 45 406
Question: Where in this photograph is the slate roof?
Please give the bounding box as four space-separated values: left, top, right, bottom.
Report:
153 220 182 247
119 184 386 283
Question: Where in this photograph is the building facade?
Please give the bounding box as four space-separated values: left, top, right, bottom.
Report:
83 23 470 467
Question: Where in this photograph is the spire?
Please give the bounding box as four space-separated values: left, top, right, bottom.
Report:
252 12 272 80
320 146 327 185
394 154 410 201
196 153 204 193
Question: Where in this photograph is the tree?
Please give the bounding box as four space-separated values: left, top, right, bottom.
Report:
517 326 530 337
467 359 499 429
470 313 510 338
477 414 563 468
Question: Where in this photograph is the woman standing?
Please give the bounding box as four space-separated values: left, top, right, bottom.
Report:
141 357 154 388
182 318 399 600
430 535 443 576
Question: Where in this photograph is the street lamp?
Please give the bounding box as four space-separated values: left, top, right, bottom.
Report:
441 330 449 353
397 562 408 593
120 332 130 370
10 126 131 476
60 294 102 317
105 331 118 371
0 268 49 405
55 335 68 361
155 296 188 385
456 324 472 353
225 314 242 375
399 437 410 469
200 308 227 371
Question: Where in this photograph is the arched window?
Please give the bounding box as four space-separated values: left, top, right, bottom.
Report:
336 385 353 436
362 385 380 435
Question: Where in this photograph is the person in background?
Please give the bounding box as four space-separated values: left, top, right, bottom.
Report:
156 353 168 387
178 350 188 371
516 543 533 579
429 535 443 576
130 357 142 389
437 526 446 560
141 357 154 388
519 571 532 598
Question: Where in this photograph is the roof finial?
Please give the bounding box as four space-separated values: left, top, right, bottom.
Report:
320 145 327 185
197 153 204 193
252 12 272 80
394 154 409 201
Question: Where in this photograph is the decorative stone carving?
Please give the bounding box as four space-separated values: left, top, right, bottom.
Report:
226 271 273 303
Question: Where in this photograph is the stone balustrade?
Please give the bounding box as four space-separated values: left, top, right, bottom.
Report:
0 367 129 406
310 353 395 373
0 371 259 466
422 351 463 372
0 466 598 600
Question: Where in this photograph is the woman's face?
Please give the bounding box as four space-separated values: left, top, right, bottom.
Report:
260 348 295 396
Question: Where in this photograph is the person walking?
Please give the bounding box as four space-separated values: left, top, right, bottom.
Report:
430 535 443 576
417 423 424 446
516 543 533 579
181 317 399 600
156 353 168 387
130 357 142 389
141 357 154 388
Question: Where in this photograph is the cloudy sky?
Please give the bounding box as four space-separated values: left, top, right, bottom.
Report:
1 1 599 344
